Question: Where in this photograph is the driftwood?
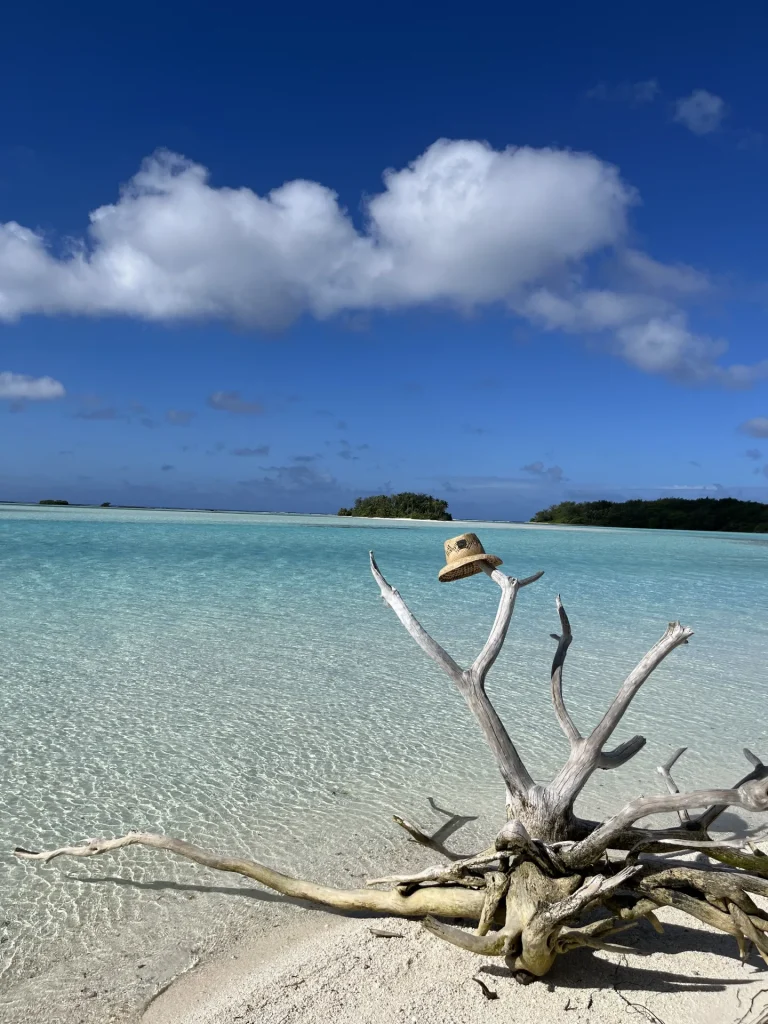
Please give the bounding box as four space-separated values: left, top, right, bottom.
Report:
14 551 768 982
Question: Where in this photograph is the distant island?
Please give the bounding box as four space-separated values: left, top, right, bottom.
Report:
338 492 452 520
39 499 69 505
531 498 768 533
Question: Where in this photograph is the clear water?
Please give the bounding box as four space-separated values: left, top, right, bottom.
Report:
1 505 767 994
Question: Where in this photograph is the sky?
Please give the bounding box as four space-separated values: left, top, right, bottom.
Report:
2 1 768 520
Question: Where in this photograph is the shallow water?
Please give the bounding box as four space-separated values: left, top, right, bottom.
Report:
1 505 767 997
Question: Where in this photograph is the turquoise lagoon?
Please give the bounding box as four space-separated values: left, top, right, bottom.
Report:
1 505 767 991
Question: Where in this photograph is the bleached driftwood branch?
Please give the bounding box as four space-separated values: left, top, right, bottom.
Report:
369 552 542 798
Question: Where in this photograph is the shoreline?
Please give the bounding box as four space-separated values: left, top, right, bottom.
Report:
149 883 768 1024
6 839 768 1024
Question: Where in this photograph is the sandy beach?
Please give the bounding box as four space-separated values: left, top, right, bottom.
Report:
5 839 768 1024
147 905 768 1024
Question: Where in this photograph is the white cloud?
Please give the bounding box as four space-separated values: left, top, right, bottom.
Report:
616 316 768 386
740 417 768 439
620 249 710 295
0 140 759 387
522 288 665 332
0 141 632 327
0 371 65 399
615 316 725 380
673 90 728 135
523 289 767 386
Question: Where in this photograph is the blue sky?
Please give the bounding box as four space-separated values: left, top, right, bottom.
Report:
2 1 768 519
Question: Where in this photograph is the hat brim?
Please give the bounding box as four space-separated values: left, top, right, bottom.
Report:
438 553 502 583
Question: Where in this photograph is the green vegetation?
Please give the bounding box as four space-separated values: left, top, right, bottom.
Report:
338 492 452 521
100 502 111 507
39 499 69 505
531 497 768 533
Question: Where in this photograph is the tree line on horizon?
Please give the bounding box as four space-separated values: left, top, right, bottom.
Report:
531 497 768 533
338 493 452 520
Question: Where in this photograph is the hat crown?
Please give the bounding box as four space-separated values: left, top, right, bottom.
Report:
444 532 485 564
438 531 502 582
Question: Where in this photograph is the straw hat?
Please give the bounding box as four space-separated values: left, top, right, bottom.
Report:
438 533 502 582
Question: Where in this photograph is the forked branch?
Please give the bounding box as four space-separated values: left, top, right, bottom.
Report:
548 619 693 809
369 552 542 798
548 596 646 773
655 747 691 823
589 621 694 753
471 565 544 683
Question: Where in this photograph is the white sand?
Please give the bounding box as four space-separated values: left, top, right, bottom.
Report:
142 900 768 1024
5 833 768 1024
6 881 768 1024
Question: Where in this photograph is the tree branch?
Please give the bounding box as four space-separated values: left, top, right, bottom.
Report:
598 735 647 770
588 621 693 752
14 832 487 920
547 621 692 809
563 776 768 868
655 747 691 824
548 601 646 773
549 596 580 747
370 552 537 797
537 864 641 930
471 567 543 683
369 552 463 682
696 748 768 831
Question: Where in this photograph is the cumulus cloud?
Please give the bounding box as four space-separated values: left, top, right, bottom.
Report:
0 371 65 400
166 408 195 425
231 445 270 456
673 90 728 135
0 140 756 386
740 418 768 438
0 141 630 327
525 292 767 386
522 288 664 332
745 448 762 460
207 390 263 414
614 317 725 380
521 461 566 482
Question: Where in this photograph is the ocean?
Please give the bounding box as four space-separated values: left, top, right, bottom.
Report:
1 505 767 1009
